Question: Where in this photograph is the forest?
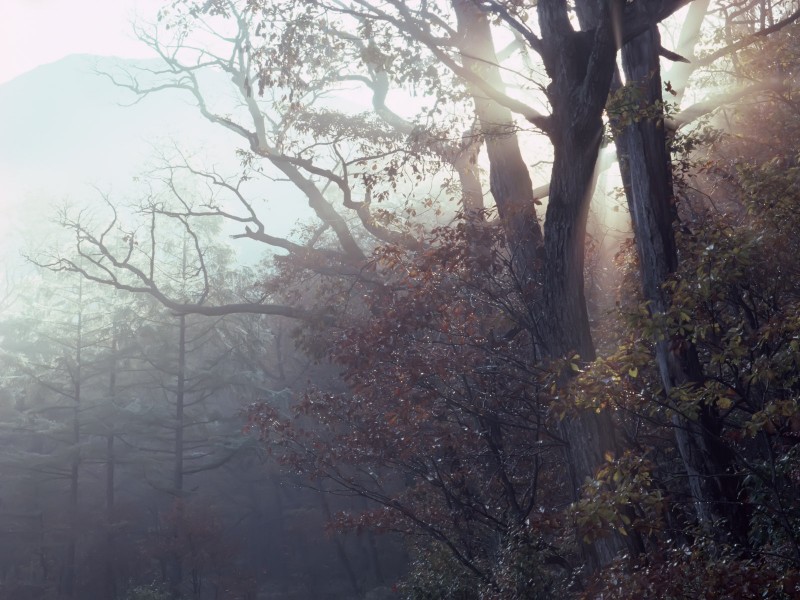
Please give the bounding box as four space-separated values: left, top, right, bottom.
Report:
1 0 800 598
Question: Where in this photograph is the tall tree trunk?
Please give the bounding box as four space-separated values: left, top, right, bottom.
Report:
175 314 186 496
105 329 118 600
458 0 642 568
541 128 601 361
453 0 542 292
545 97 638 568
616 17 747 544
62 278 83 598
537 0 644 567
105 433 117 599
170 313 187 599
453 0 642 568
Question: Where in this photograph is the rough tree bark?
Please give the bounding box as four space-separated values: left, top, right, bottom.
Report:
538 0 649 566
616 11 747 544
460 0 644 567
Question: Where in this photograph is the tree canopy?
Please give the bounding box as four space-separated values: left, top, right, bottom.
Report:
6 0 800 598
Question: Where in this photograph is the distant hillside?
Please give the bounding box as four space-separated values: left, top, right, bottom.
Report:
0 54 238 192
0 54 299 273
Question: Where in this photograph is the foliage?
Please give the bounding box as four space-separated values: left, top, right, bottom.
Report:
201 6 800 597
398 541 480 600
9 0 800 598
606 81 676 135
249 219 581 597
584 544 800 600
574 21 800 593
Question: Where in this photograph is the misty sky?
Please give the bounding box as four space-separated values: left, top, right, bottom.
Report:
0 0 162 84
0 1 321 270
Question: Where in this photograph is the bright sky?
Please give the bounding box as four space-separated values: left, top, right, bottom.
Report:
0 0 164 85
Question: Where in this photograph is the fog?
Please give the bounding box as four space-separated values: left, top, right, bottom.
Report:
1 2 798 599
0 45 407 598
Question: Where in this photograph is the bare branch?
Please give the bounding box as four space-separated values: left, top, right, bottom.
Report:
330 0 551 129
692 8 800 69
670 80 779 130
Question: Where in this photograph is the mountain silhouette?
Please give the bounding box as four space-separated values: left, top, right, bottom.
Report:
0 54 299 271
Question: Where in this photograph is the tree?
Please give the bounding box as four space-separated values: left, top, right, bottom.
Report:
577 17 800 595
251 224 582 597
47 0 667 568
608 0 800 543
0 266 127 598
40 0 800 595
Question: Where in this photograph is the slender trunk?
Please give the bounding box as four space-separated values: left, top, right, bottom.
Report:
537 0 645 566
62 278 83 598
175 314 186 495
663 0 711 103
105 434 117 598
64 400 80 597
616 20 747 544
453 0 542 292
318 485 362 597
453 124 488 256
105 330 118 600
170 314 187 599
453 126 484 221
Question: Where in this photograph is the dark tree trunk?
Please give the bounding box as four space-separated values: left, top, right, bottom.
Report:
545 95 640 568
170 314 187 599
175 314 186 496
61 281 83 599
105 330 118 600
541 129 601 360
454 0 643 569
616 18 747 544
536 0 645 567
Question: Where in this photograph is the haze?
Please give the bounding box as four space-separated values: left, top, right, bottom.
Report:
1 2 798 599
